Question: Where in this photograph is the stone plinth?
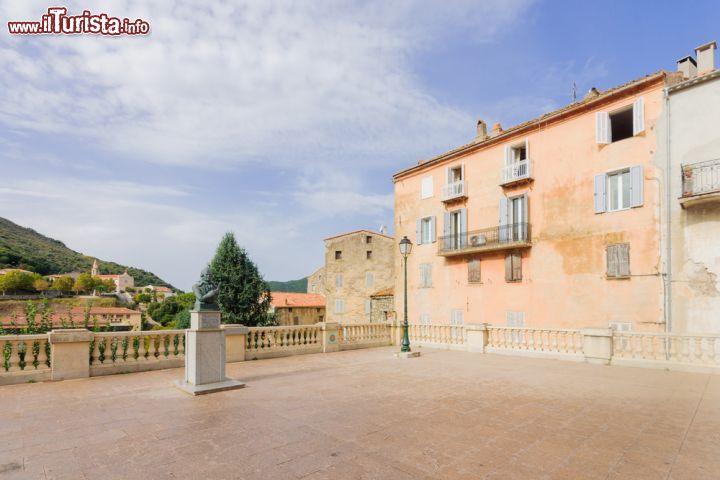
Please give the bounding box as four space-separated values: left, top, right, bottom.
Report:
466 323 490 353
48 329 94 381
222 324 248 363
321 322 340 353
582 328 613 365
394 351 421 359
175 310 245 396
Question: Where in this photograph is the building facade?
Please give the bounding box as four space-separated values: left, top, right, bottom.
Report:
656 42 720 333
321 230 395 324
270 292 326 326
306 267 326 295
393 71 684 332
91 259 134 293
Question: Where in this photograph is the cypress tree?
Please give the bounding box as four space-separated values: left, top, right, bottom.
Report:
209 232 271 326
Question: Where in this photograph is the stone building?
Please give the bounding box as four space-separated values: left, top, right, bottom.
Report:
306 267 326 295
319 230 395 324
656 42 720 333
369 287 395 323
270 292 326 326
91 259 134 293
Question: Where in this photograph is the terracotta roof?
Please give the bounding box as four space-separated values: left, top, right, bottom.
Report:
370 287 394 297
270 292 326 309
323 229 394 241
70 307 139 315
393 70 677 181
0 268 34 275
96 274 121 279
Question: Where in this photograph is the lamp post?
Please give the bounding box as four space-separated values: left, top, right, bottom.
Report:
399 236 413 353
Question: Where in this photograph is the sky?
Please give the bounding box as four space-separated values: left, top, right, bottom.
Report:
0 0 718 290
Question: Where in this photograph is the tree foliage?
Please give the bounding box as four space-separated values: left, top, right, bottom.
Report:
50 276 75 292
209 232 271 326
0 271 38 293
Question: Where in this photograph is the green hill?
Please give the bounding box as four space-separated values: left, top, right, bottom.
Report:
0 216 174 289
267 277 308 293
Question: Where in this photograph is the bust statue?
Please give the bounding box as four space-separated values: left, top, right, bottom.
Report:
192 267 220 311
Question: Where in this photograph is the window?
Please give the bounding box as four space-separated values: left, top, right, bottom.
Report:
335 274 343 288
319 315 324 322
512 143 527 162
420 263 432 288
366 250 372 260
334 298 345 313
442 209 466 250
606 243 630 278
316 308 322 313
610 321 632 350
468 259 481 284
449 165 463 183
366 272 374 287
365 236 372 244
288 308 293 312
364 299 371 315
450 309 464 325
596 97 645 144
499 195 528 242
310 283 317 293
421 176 434 199
335 250 342 260
594 166 643 214
293 317 299 325
416 216 436 245
505 251 522 282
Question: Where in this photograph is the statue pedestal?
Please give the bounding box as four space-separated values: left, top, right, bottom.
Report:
174 310 245 396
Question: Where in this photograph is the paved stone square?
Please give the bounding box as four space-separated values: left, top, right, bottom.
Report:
1 347 718 479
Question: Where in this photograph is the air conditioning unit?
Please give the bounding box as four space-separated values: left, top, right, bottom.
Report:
470 234 487 246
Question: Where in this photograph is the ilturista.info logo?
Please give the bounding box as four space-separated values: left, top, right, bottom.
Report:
7 7 150 35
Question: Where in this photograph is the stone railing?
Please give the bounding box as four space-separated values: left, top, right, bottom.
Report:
0 334 51 385
339 323 391 350
486 326 584 360
612 331 720 372
90 331 186 376
408 324 466 349
246 325 323 360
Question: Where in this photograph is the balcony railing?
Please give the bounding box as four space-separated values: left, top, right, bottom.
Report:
682 158 720 198
438 223 531 256
501 159 532 186
441 180 466 201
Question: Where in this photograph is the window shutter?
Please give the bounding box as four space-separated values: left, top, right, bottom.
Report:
416 219 422 245
607 245 618 277
596 112 610 144
420 264 426 287
521 194 529 240
630 165 644 207
504 145 513 166
594 174 607 214
460 162 465 182
619 244 630 276
499 198 509 242
443 212 452 250
512 252 522 281
633 97 645 135
505 253 512 282
445 166 452 184
459 208 467 248
524 139 529 160
430 216 437 243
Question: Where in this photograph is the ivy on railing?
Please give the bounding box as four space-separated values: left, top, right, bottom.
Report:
3 341 12 372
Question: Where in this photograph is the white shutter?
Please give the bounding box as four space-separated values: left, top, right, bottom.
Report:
499 198 509 242
443 212 452 250
521 195 529 240
607 245 618 277
596 111 610 144
594 174 607 214
630 165 644 207
421 176 433 199
524 139 529 160
618 244 630 277
633 97 645 135
430 216 437 243
459 208 467 248
416 219 423 245
445 166 452 184
460 162 465 182
504 145 513 166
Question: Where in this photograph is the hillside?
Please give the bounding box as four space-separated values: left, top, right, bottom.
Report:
268 277 308 293
0 216 174 288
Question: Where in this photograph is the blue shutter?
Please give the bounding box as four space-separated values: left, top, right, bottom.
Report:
459 208 467 248
443 212 451 250
430 216 437 243
630 166 644 207
594 174 606 214
499 198 508 242
416 219 422 245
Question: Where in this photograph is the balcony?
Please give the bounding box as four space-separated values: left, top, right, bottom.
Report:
438 222 531 256
441 180 467 202
681 158 720 208
501 159 533 186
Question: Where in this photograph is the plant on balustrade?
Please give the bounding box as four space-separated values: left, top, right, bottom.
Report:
31 340 40 369
98 338 106 363
153 335 160 358
121 337 129 361
173 334 179 356
88 339 95 364
132 336 140 360
39 300 52 333
24 301 37 334
143 336 150 359
17 341 26 370
163 335 170 358
110 337 118 363
2 341 11 371
44 339 50 368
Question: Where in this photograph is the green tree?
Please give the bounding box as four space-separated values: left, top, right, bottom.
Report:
50 276 75 293
73 273 95 293
209 232 271 326
133 293 152 304
0 271 36 293
33 277 49 292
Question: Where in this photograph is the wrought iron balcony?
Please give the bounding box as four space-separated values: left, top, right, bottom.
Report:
501 159 533 186
441 180 467 202
681 158 720 208
438 223 531 256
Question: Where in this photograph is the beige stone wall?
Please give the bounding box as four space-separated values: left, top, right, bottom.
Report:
275 306 325 326
324 232 395 324
370 295 395 323
306 267 326 295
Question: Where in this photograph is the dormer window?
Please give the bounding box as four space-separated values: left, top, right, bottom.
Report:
596 97 645 144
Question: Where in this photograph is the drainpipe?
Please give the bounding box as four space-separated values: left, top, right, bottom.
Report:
663 87 673 336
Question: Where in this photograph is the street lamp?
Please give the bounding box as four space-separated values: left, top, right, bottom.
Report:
399 236 413 353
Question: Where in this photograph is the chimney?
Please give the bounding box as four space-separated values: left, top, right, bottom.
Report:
491 122 503 138
474 119 488 143
695 41 717 75
584 87 601 100
677 55 697 79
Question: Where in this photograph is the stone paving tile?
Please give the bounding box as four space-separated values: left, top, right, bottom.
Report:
0 347 719 479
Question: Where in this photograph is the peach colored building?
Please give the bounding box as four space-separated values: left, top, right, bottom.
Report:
393 71 684 332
